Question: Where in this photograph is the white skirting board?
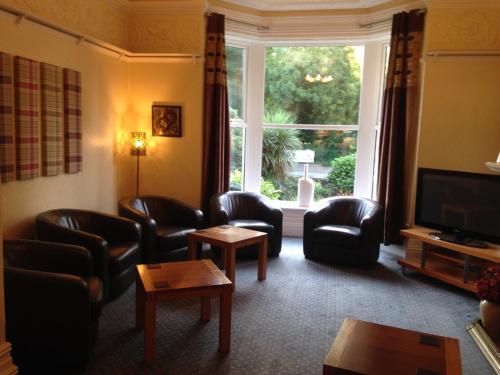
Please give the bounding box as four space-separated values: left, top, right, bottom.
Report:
281 204 307 237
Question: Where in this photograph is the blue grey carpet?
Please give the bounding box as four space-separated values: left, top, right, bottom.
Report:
82 237 493 374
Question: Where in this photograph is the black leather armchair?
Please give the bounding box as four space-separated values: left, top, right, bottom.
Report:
118 195 205 263
210 191 283 257
35 209 141 301
303 197 383 267
4 239 103 373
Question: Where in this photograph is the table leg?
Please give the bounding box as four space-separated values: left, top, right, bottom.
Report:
136 272 145 329
219 247 226 269
258 237 267 281
144 295 156 364
463 255 471 284
225 245 236 291
187 236 197 260
201 296 211 322
219 284 232 353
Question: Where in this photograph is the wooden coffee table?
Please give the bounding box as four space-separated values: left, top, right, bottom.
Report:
135 260 232 364
187 226 268 291
324 318 462 374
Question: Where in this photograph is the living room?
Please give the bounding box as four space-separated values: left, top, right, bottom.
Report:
0 0 499 374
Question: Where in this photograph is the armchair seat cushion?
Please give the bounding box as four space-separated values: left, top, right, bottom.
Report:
229 220 274 237
107 242 140 276
156 226 196 252
313 225 360 248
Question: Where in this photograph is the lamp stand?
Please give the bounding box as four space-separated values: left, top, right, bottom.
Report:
136 154 140 196
298 163 314 206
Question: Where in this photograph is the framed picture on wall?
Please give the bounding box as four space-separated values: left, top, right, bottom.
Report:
152 105 182 137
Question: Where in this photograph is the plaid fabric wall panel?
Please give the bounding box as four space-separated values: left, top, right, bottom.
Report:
41 63 63 176
14 56 40 180
0 52 15 183
63 68 81 174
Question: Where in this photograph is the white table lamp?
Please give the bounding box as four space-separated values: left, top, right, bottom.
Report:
295 150 315 207
485 152 500 173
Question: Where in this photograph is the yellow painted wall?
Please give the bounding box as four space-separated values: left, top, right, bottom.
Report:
0 14 129 238
120 61 204 207
417 2 500 173
0 0 129 49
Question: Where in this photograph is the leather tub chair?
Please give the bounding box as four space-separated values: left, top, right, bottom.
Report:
35 209 141 301
118 195 205 263
4 239 103 373
210 191 283 257
303 196 383 267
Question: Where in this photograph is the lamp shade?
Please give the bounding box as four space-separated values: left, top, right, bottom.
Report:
294 150 315 164
130 132 146 156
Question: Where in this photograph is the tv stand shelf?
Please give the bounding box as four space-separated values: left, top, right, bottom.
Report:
399 227 500 293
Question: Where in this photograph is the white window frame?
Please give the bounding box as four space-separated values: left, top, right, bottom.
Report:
228 43 249 189
227 38 390 200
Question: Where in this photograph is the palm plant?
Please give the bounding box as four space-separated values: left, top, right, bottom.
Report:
262 108 302 181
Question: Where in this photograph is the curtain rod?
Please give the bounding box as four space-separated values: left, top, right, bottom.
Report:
226 17 270 31
0 4 201 61
426 51 500 58
359 8 426 29
206 12 270 31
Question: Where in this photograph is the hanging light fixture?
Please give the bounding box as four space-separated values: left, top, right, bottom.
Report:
304 73 333 83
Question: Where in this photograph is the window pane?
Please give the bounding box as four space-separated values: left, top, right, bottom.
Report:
230 127 244 191
260 129 357 201
264 46 363 125
226 46 245 121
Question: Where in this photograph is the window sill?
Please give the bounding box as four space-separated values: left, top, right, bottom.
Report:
273 200 310 212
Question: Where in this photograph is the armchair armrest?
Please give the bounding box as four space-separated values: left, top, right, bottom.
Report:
92 213 141 243
209 199 229 226
36 218 109 289
360 203 384 245
303 199 334 257
255 197 282 224
161 198 204 228
4 239 92 278
118 203 157 263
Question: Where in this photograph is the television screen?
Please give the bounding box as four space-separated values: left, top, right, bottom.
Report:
415 168 500 245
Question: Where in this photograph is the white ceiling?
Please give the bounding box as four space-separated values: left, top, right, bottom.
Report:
223 0 393 11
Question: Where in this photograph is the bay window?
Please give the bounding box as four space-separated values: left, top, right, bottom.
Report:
226 40 388 203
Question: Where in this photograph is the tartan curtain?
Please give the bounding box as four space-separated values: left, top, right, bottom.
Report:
14 56 40 180
63 68 82 174
201 13 230 212
377 10 425 245
41 62 64 176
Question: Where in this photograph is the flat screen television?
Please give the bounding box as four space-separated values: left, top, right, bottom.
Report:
415 168 500 248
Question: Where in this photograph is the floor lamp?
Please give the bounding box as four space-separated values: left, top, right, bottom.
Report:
130 132 146 196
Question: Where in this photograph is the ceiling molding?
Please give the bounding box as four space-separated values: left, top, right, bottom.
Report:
115 0 207 14
212 0 422 43
221 0 391 11
424 0 500 8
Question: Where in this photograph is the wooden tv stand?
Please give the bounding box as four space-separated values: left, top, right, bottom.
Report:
399 227 500 293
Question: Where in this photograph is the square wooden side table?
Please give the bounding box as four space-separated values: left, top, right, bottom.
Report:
136 260 232 364
187 226 268 291
324 318 462 375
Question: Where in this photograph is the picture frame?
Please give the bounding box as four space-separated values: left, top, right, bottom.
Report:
152 105 182 137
